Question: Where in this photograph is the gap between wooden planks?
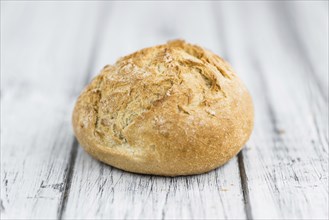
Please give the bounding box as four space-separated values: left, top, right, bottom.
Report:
214 1 328 219
1 1 113 219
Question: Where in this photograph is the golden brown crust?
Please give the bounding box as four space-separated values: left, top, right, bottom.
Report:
72 40 254 176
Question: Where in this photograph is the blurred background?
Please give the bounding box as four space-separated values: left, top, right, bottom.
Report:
1 1 328 219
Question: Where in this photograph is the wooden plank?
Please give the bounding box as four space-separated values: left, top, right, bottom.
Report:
62 2 246 219
1 2 109 219
282 1 328 100
214 1 328 219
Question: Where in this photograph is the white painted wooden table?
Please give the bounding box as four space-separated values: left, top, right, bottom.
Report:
1 1 328 219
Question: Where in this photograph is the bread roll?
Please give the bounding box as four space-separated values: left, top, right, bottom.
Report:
72 40 254 176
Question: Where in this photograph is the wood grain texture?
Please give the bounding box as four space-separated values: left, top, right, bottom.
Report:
62 2 246 219
1 1 328 219
1 2 107 219
214 1 328 219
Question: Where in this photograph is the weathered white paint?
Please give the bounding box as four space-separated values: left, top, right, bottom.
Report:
285 1 328 97
1 1 328 220
214 1 328 219
1 2 109 219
